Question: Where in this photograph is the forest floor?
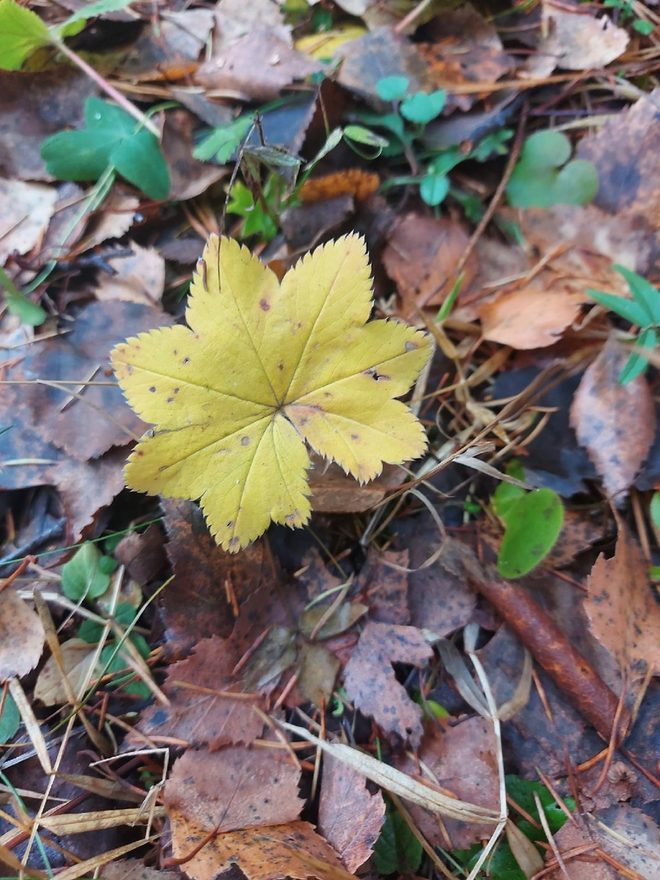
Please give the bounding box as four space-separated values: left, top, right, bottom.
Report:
0 1 659 879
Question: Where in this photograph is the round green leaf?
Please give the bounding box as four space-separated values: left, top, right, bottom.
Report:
400 89 446 125
41 129 114 182
554 159 599 205
520 130 571 170
419 172 449 206
111 128 170 200
376 75 409 102
497 488 564 579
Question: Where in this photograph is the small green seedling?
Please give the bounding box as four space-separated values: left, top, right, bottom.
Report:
587 265 659 384
373 806 423 875
493 461 564 579
41 97 170 200
226 178 282 241
506 130 598 208
0 265 46 326
78 602 151 697
61 541 117 602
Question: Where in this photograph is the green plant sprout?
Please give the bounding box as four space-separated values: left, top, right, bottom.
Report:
587 265 660 384
349 76 512 207
506 130 598 208
492 460 564 579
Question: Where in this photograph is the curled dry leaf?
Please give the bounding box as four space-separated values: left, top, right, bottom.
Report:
318 754 386 872
343 621 433 746
395 718 500 850
0 589 45 681
112 235 431 552
166 817 351 880
584 522 660 680
570 338 655 499
165 746 304 834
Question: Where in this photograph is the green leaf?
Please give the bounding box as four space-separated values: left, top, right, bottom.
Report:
0 692 20 744
419 172 449 206
61 543 112 602
633 18 654 34
376 75 409 102
57 0 135 33
613 264 660 325
470 128 513 162
111 127 170 200
41 129 115 181
78 603 136 644
41 97 170 200
373 809 423 875
193 115 254 164
0 266 47 326
0 0 50 71
497 489 564 579
506 130 598 208
492 460 526 519
587 288 650 327
619 326 655 385
651 492 660 530
342 124 389 148
400 89 446 125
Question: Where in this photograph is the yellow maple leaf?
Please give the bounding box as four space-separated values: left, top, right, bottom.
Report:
111 234 431 552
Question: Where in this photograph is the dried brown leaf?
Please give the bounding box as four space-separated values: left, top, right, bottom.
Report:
395 717 500 850
382 213 477 317
570 338 654 499
0 179 57 263
94 243 165 305
578 88 660 230
167 818 351 880
0 590 44 680
344 622 432 745
134 635 265 749
584 523 660 679
165 746 303 833
318 754 385 872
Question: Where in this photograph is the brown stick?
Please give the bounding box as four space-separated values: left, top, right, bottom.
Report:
465 562 630 744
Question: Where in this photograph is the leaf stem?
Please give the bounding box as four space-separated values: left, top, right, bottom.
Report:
53 38 160 138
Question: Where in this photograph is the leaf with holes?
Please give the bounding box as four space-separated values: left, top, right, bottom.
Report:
112 235 431 551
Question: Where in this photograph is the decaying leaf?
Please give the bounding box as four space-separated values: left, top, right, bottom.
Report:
112 235 431 551
318 754 386 872
343 621 433 746
570 338 655 499
134 635 266 749
0 178 57 263
395 718 500 850
584 522 660 681
545 804 660 879
0 589 44 681
34 638 98 706
167 817 351 880
525 1 629 77
165 745 304 834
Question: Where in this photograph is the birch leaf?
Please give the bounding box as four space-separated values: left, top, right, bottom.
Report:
112 234 430 552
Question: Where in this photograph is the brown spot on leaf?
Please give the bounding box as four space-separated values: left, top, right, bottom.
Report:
259 298 271 311
149 385 157 393
240 436 250 446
